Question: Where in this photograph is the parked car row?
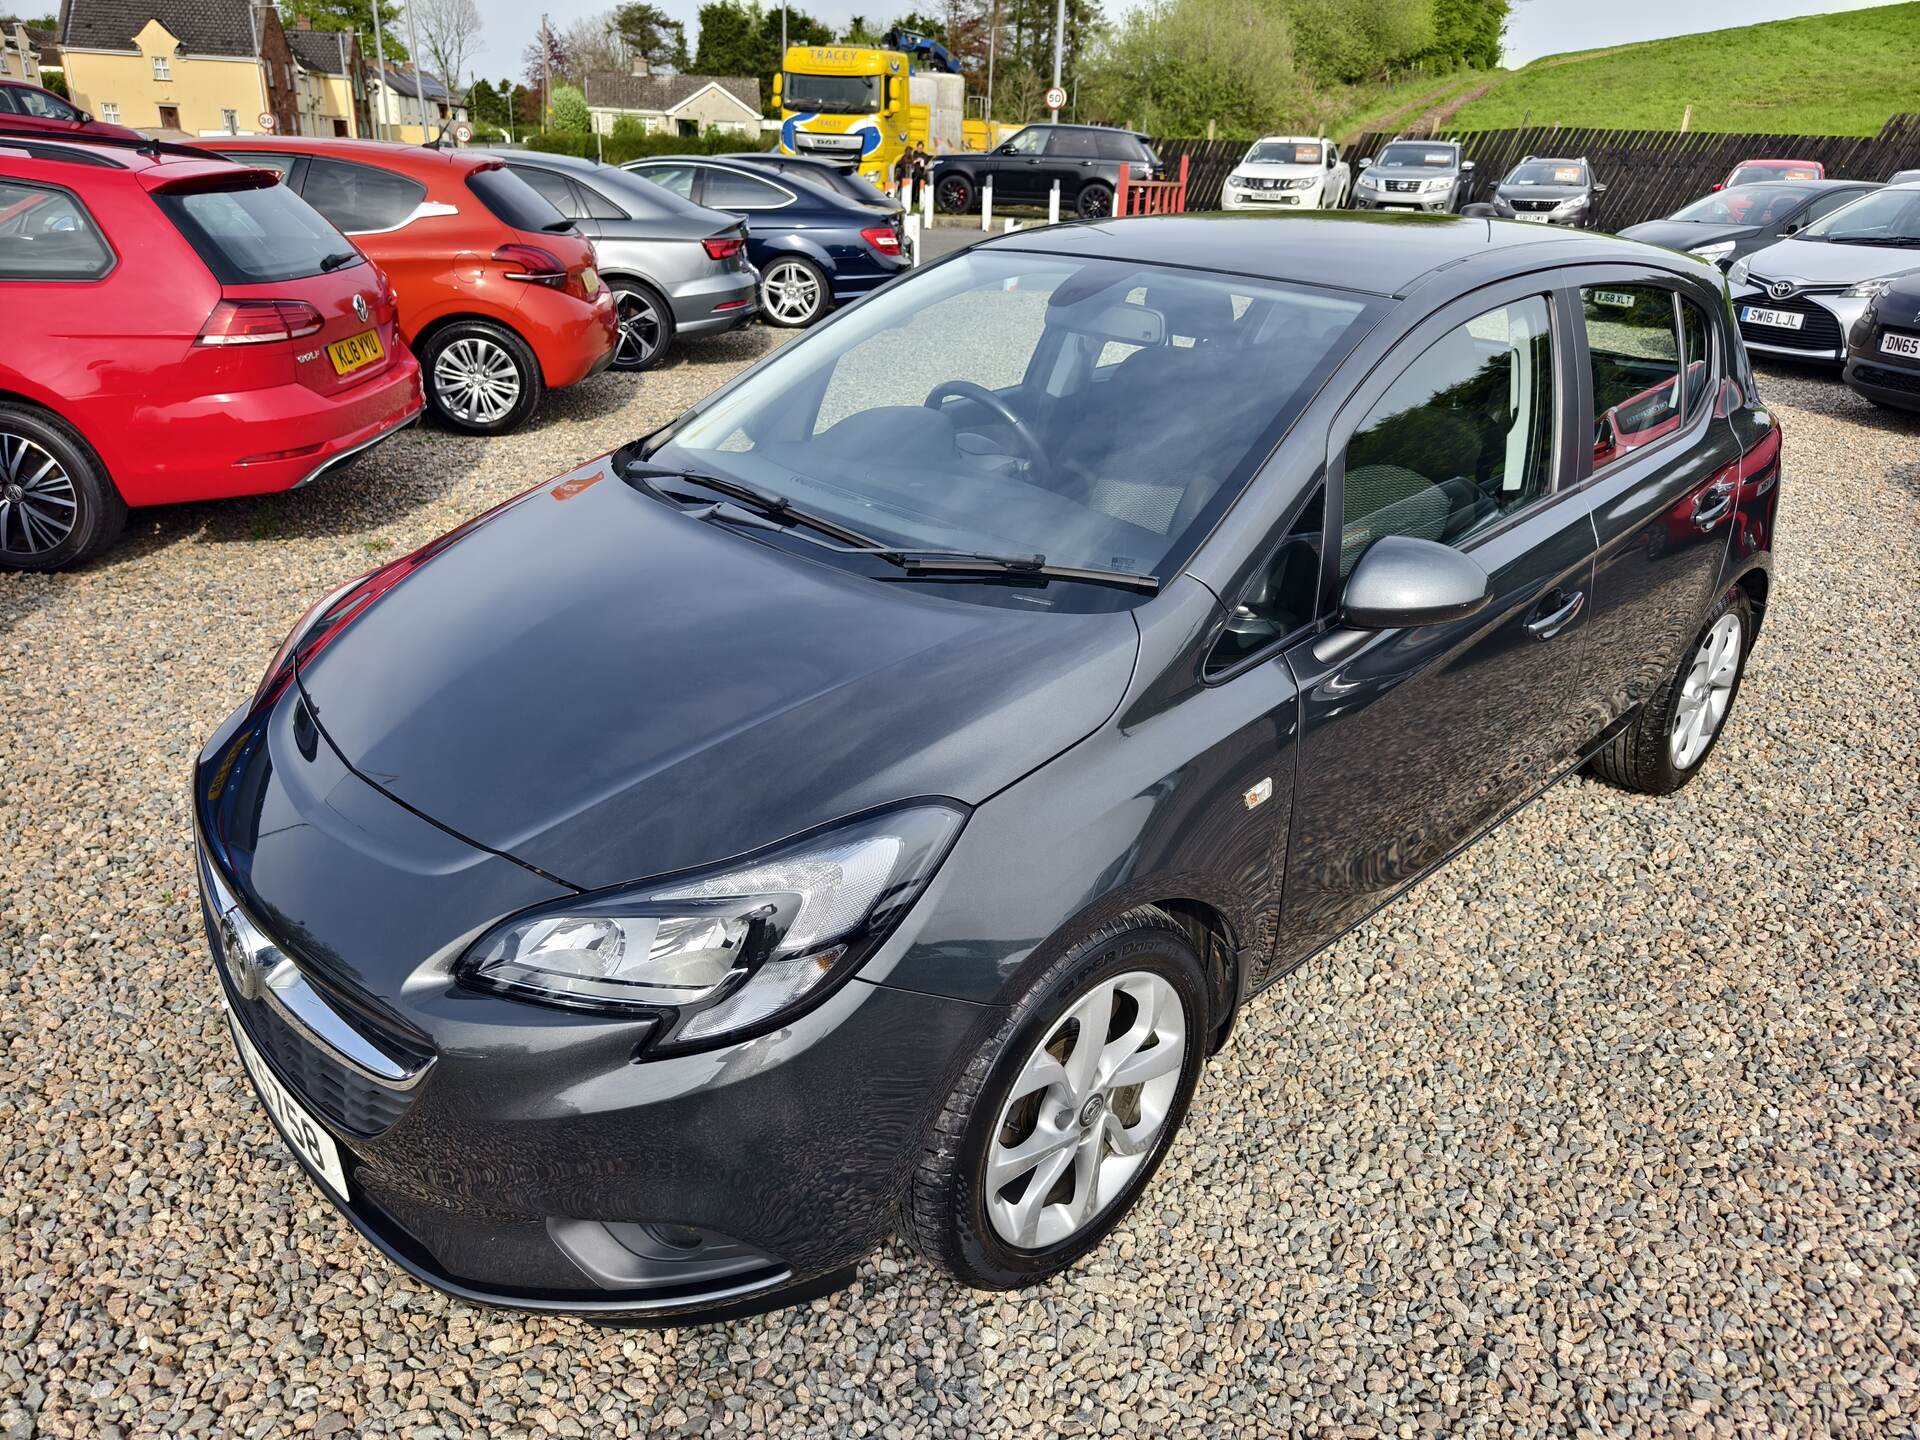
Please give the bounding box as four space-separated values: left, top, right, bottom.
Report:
0 126 913 570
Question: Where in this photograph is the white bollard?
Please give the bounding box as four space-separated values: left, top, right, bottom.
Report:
981 176 993 232
1005 218 1020 232
1048 180 1060 226
921 175 934 228
905 213 921 267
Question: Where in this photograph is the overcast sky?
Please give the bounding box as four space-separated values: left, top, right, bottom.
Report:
463 0 1897 94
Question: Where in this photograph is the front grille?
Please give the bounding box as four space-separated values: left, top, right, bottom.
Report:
1853 361 1920 394
1385 179 1423 193
1737 292 1845 352
1511 198 1558 212
234 991 417 1136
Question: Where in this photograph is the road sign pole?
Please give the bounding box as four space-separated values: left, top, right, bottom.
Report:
1049 0 1064 122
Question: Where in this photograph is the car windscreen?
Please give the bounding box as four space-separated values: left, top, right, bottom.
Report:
1800 187 1920 243
1506 161 1586 185
466 165 572 232
1248 141 1322 165
782 72 879 114
1377 144 1456 169
152 178 358 284
648 250 1379 585
1670 184 1818 225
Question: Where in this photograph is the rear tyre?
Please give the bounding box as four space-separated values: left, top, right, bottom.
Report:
0 403 125 572
759 256 830 328
937 174 974 214
903 907 1208 1290
421 320 543 435
1588 587 1753 796
609 280 674 372
1076 182 1113 219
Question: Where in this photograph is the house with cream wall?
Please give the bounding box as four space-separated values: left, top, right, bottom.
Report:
287 21 366 137
368 62 463 145
584 59 759 139
59 0 298 135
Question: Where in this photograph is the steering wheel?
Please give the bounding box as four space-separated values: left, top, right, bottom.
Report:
924 380 1050 469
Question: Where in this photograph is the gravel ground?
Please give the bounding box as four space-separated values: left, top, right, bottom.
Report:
2 337 1916 1439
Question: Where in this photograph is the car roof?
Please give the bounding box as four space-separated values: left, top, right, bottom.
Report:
1251 135 1327 145
0 129 268 187
205 136 492 174
975 213 1712 298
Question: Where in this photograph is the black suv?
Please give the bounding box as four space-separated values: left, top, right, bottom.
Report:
933 125 1162 218
1489 155 1607 228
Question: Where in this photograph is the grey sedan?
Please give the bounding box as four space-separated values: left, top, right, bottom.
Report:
496 149 758 371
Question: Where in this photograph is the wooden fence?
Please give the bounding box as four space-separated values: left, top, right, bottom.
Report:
1150 116 1920 230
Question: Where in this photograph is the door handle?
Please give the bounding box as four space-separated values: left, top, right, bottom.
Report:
1692 480 1735 529
1525 588 1585 640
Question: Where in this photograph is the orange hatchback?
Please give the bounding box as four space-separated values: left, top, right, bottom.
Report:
198 139 616 434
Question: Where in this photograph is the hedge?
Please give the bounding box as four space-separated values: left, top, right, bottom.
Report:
508 131 776 164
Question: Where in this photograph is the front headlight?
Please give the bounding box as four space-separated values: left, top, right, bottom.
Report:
458 803 965 1050
1728 257 1752 286
1280 176 1316 190
1688 240 1737 265
1423 177 1454 193
1844 271 1917 300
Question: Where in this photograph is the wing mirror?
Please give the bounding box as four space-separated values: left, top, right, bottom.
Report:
1782 221 1801 235
1461 160 1476 172
1593 181 1608 194
1356 156 1372 170
1341 536 1490 630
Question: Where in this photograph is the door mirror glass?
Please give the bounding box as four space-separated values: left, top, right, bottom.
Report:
1593 181 1608 193
1341 536 1490 630
1461 160 1475 171
1356 156 1372 169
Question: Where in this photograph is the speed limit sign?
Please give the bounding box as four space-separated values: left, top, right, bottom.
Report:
1044 86 1067 112
257 111 276 131
452 120 474 144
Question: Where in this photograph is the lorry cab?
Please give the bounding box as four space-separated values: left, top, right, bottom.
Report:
776 38 963 186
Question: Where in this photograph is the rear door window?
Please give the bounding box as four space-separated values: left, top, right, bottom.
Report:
634 163 699 200
704 167 789 209
0 179 114 280
152 180 357 284
508 163 584 218
1582 284 1682 467
301 158 427 233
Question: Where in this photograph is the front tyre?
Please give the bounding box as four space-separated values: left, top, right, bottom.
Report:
936 174 974 214
422 320 542 435
1589 587 1753 795
0 403 125 572
759 256 830 328
1076 181 1113 219
904 908 1207 1290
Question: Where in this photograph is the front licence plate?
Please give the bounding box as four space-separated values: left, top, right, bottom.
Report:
1880 331 1920 357
327 328 384 375
228 1008 350 1198
1740 305 1804 330
1517 212 1550 222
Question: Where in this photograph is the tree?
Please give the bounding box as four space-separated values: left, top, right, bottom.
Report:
1080 0 1300 136
409 0 481 99
522 25 571 89
693 1 833 114
551 81 591 132
613 3 684 67
281 0 408 61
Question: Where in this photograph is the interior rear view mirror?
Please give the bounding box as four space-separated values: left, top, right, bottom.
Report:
1341 536 1491 630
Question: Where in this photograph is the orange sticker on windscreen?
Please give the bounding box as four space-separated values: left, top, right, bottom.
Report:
1553 166 1582 183
1294 145 1321 163
552 472 603 501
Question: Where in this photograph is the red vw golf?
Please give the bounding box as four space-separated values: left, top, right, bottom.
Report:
0 131 422 570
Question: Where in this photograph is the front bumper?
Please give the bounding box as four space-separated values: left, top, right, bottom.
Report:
1844 349 1920 410
1490 204 1587 226
194 688 995 1319
1222 184 1325 210
1731 286 1865 363
1351 190 1453 213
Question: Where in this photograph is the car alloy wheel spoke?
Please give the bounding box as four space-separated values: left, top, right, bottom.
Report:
1671 612 1742 767
767 265 819 323
435 339 519 424
617 293 660 365
0 432 78 556
985 968 1185 1250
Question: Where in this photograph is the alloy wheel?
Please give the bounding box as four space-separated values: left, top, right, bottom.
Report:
1077 184 1112 219
0 430 79 560
984 970 1185 1250
762 261 824 325
614 289 664 368
938 177 971 214
1670 611 1743 767
432 337 522 425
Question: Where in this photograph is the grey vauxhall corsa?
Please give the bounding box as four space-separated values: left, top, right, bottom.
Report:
197 214 1781 1323
497 150 758 371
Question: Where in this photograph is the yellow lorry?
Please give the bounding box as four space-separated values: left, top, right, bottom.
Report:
774 31 968 188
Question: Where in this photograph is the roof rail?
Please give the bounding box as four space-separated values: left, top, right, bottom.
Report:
0 124 211 162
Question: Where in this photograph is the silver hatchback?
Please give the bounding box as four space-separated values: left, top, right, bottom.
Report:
497 149 758 371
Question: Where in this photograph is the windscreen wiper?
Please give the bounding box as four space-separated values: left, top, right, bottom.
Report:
1825 235 1920 246
624 461 1159 593
318 251 361 272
